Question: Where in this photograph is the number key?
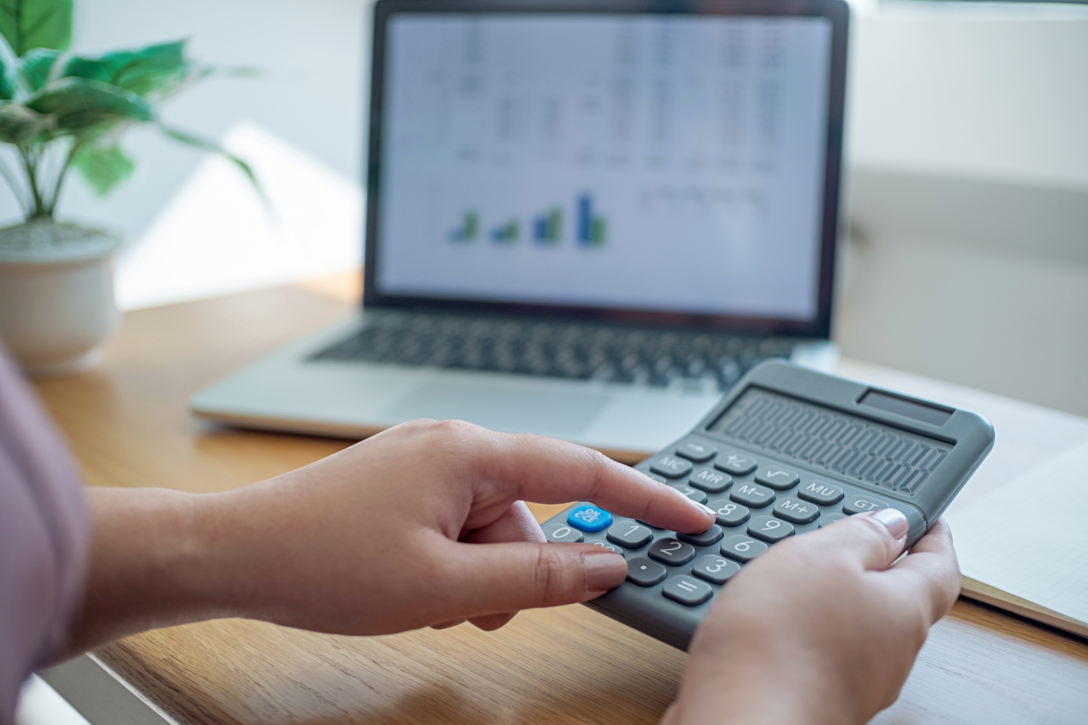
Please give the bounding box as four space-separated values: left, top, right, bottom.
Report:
543 523 583 543
677 524 724 547
692 555 742 585
648 538 697 566
720 534 768 562
585 539 625 557
606 521 654 549
675 485 708 505
747 515 795 543
708 499 751 527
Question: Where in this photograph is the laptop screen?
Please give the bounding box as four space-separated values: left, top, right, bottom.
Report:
367 3 846 337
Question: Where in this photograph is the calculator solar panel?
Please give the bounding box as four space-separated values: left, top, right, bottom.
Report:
542 360 994 649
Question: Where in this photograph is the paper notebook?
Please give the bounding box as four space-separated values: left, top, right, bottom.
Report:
947 439 1088 638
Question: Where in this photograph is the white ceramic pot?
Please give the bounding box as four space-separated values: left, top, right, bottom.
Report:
0 220 121 377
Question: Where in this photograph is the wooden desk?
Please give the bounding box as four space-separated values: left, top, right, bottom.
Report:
33 277 1088 725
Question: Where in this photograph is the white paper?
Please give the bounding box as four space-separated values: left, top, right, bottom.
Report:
947 438 1088 625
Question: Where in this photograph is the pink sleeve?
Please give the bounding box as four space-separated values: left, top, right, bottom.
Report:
0 346 88 725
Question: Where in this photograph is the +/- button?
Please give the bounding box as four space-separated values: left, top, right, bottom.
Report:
714 452 758 476
566 504 613 532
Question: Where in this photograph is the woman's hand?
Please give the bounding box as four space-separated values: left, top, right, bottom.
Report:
70 419 715 653
664 510 961 725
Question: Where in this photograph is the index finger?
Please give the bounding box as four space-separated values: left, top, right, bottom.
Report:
462 427 715 533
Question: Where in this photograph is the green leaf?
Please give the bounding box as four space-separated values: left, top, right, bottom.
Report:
19 47 58 92
0 0 73 57
62 40 193 99
26 77 154 133
159 124 264 199
72 141 134 197
0 29 18 99
0 100 47 142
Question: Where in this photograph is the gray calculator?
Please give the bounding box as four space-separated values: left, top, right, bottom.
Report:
542 360 994 650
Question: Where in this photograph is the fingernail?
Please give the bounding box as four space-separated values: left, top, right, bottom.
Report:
871 508 909 540
584 551 628 592
694 502 716 518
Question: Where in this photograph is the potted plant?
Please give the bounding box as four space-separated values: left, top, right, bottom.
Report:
0 0 256 376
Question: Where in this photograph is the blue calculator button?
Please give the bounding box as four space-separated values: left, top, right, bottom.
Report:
567 505 613 532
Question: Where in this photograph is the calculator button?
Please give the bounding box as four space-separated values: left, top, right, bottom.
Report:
797 480 844 505
636 520 666 530
730 482 775 508
543 523 583 543
606 521 654 548
819 513 849 528
676 441 717 463
566 505 613 533
649 455 694 478
626 557 667 587
689 468 732 494
714 452 758 476
755 467 799 490
648 538 697 566
720 534 768 562
692 555 742 585
773 498 821 524
662 575 713 606
747 515 796 543
843 495 891 515
677 525 724 547
675 485 709 505
708 499 751 527
585 539 625 557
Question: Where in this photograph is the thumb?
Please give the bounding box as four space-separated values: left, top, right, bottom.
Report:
437 541 628 619
809 508 910 571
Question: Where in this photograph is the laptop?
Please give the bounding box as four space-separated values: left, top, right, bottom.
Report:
191 0 850 461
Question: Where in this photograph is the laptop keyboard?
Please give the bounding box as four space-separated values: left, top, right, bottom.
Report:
310 312 794 392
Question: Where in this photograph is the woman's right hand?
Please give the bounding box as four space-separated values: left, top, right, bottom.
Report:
665 510 961 725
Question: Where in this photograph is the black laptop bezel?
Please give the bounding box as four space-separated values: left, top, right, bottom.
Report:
363 0 850 339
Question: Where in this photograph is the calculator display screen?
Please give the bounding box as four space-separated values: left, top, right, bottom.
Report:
707 388 952 496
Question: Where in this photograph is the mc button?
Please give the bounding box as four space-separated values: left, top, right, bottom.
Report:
650 455 694 479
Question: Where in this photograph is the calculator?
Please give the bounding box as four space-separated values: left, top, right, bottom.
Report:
542 360 994 650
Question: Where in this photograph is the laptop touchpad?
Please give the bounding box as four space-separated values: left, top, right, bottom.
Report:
381 380 606 438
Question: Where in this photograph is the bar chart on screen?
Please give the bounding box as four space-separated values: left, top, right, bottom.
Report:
378 14 831 319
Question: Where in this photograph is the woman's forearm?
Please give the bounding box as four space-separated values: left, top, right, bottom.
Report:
60 487 238 658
